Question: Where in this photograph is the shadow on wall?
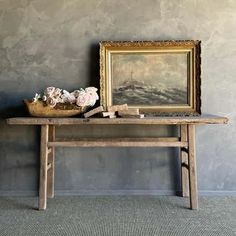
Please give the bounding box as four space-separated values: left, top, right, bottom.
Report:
88 43 101 109
0 92 28 119
88 43 100 90
0 43 101 119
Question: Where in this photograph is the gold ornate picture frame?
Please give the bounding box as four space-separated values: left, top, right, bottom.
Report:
100 40 201 115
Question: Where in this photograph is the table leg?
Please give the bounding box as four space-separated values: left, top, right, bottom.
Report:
39 125 49 210
187 124 198 210
180 125 189 197
47 125 55 198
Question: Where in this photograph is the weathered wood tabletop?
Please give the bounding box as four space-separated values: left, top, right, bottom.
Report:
7 114 228 125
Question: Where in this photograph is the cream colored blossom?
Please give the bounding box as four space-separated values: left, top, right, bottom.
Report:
44 87 55 96
61 90 76 104
46 97 57 107
53 88 62 97
76 87 99 106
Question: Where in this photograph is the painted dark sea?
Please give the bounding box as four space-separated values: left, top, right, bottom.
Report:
113 81 187 106
111 53 188 106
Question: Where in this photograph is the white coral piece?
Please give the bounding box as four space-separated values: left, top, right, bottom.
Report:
33 86 99 108
46 97 57 107
44 87 55 97
61 90 76 104
53 88 62 97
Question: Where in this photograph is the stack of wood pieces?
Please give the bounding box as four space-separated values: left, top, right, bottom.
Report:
83 104 145 119
83 105 104 118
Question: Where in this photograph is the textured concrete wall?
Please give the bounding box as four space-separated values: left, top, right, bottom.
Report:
0 0 235 196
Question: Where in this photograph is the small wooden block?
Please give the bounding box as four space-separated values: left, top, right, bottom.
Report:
118 108 140 116
107 104 128 112
120 114 145 118
102 111 116 117
84 106 104 118
109 114 117 118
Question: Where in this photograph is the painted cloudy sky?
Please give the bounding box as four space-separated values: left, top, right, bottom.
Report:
111 53 188 91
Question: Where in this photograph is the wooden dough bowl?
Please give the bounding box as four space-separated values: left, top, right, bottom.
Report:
24 100 87 118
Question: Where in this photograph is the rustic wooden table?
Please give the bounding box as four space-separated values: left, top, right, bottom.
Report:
7 114 228 210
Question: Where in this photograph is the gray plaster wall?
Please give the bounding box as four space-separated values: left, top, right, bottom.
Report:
0 0 235 196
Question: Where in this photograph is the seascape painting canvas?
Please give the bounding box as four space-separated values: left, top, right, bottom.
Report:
111 53 188 106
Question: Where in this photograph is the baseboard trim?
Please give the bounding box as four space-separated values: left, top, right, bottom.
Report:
0 191 37 197
199 190 236 196
55 190 177 196
1 190 236 197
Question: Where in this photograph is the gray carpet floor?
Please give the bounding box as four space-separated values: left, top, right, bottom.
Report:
0 196 235 236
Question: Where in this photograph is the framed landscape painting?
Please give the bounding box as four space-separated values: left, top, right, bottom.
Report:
100 40 201 115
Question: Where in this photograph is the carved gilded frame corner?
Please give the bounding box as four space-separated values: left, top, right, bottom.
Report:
100 40 201 115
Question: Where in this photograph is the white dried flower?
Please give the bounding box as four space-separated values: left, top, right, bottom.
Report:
60 90 76 104
76 87 99 107
57 97 64 103
46 97 57 107
53 88 62 96
85 87 98 93
71 89 83 98
32 93 41 103
85 87 99 101
44 87 55 96
43 87 62 104
35 93 41 99
39 86 98 108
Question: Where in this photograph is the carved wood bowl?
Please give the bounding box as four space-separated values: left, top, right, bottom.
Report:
24 100 87 118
